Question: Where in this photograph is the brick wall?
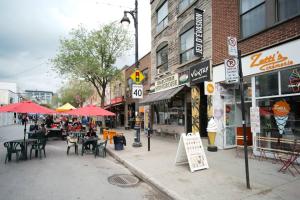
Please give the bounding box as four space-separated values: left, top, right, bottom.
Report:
150 0 212 84
212 0 300 65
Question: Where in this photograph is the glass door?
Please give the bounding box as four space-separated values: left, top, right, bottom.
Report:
224 103 237 148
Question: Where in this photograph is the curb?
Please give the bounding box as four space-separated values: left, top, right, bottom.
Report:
107 148 184 200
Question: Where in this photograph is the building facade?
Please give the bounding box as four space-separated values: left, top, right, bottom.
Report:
211 0 300 150
25 90 53 105
144 0 212 137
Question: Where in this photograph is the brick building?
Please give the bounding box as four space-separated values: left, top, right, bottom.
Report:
125 52 151 129
212 0 300 150
142 0 213 137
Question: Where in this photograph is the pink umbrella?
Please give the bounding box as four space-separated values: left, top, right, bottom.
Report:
65 104 115 116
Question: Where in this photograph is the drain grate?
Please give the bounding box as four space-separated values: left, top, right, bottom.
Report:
108 174 139 187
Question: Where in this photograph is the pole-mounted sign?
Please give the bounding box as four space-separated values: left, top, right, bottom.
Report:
130 69 144 84
227 36 238 57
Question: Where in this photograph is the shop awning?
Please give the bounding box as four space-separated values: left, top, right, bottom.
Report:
139 85 186 105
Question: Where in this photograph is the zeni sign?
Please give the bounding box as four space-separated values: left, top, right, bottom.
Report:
190 60 210 84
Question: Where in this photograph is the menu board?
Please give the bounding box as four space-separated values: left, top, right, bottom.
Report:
175 133 209 172
250 107 260 133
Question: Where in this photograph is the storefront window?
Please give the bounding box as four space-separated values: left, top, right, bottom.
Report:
257 96 300 151
280 66 300 94
255 72 279 97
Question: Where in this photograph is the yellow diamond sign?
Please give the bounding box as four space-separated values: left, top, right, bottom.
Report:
130 69 144 84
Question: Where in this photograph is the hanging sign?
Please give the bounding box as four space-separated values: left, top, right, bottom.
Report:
204 81 215 95
132 84 143 99
227 36 238 57
250 107 260 133
130 69 144 84
190 60 210 84
175 133 209 172
194 8 204 57
225 58 239 83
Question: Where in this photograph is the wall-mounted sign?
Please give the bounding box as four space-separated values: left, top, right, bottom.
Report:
204 81 215 95
190 60 210 84
288 68 300 93
225 58 239 84
213 39 300 83
155 74 179 92
250 107 260 133
178 70 190 85
227 36 238 57
194 8 203 57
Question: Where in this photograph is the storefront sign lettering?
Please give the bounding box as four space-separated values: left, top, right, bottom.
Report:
190 60 210 84
250 51 294 72
194 8 203 57
155 74 178 92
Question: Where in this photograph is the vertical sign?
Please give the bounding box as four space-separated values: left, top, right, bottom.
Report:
250 107 260 133
224 58 239 83
194 8 204 57
227 36 238 57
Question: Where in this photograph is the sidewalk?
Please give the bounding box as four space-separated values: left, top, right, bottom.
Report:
106 129 300 200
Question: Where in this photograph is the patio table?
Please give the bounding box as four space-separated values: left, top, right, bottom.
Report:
81 137 98 156
6 139 38 160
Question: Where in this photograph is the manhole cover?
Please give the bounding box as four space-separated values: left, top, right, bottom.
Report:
108 174 139 187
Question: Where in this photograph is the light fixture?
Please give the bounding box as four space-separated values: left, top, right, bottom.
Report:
121 12 130 25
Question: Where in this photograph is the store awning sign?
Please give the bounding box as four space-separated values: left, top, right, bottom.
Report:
224 58 239 84
194 8 203 57
190 60 210 84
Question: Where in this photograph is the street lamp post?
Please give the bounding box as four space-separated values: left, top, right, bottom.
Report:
121 0 142 147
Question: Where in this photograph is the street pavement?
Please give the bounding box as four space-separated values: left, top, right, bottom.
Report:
106 128 300 200
0 125 168 200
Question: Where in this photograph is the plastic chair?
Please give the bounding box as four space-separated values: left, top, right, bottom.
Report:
108 130 117 144
95 140 108 158
4 142 22 163
30 138 47 159
66 136 78 155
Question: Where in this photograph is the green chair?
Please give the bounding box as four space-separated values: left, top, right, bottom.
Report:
4 142 22 163
30 138 47 159
95 140 108 158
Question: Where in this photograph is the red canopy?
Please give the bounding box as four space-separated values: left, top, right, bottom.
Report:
0 101 55 114
65 104 115 116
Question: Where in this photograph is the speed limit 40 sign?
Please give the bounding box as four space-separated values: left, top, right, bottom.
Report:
132 84 143 99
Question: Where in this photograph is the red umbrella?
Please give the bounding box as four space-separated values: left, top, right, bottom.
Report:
0 101 55 114
0 101 56 141
65 104 115 116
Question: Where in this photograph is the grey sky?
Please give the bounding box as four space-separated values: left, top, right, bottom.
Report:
0 0 151 93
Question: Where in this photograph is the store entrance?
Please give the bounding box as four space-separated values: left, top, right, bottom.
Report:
199 82 208 137
186 102 192 133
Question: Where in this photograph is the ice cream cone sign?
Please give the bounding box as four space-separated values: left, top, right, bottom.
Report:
272 100 290 134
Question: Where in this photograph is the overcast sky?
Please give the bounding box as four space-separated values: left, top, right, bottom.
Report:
0 0 151 93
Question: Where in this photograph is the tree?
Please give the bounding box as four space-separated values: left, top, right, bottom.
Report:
52 22 132 107
58 79 93 107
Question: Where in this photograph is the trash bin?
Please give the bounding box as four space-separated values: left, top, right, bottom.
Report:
113 135 125 150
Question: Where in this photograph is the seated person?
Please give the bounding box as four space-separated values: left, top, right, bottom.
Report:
86 128 97 137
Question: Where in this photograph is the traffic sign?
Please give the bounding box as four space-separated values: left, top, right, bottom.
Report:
225 58 239 83
132 84 143 99
130 69 144 84
227 36 238 57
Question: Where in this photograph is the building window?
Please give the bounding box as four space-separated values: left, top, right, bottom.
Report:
178 0 194 13
142 68 149 84
157 1 168 33
156 45 168 74
240 0 266 38
127 78 133 88
255 71 279 97
180 27 195 64
277 0 300 22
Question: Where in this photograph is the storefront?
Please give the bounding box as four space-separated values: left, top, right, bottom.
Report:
213 38 300 151
139 73 190 135
104 96 125 127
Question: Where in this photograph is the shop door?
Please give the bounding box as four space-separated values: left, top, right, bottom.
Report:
199 83 208 137
224 103 237 148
